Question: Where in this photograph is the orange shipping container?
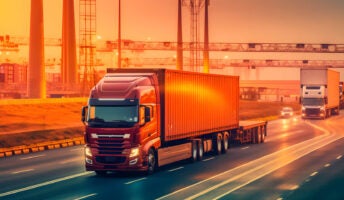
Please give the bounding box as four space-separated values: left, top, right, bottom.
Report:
162 70 239 141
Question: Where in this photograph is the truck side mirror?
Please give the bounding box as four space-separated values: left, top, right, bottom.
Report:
81 106 88 122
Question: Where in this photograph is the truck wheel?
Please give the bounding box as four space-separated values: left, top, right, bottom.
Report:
222 133 229 154
255 127 262 144
197 140 204 161
190 140 198 162
214 134 222 155
147 148 157 175
260 131 265 143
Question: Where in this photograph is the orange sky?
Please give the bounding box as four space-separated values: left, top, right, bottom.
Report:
1 0 344 43
1 0 344 80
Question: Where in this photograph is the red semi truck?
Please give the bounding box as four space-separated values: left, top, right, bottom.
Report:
82 69 267 175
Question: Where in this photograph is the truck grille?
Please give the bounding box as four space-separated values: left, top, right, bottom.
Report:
305 108 320 115
96 138 129 154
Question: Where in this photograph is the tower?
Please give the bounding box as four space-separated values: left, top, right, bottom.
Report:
79 0 97 95
62 0 77 90
28 0 46 98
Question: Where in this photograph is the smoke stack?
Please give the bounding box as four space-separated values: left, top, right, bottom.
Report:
62 0 77 88
28 0 46 98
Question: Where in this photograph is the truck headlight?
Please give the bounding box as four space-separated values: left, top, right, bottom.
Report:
320 106 325 111
129 147 140 158
85 146 92 157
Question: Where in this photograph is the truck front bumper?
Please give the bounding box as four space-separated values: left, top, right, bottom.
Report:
302 109 325 118
84 146 148 172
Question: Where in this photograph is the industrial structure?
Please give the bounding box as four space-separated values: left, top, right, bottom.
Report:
0 0 343 99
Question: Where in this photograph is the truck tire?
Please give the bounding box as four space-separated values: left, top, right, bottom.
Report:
260 130 265 143
222 133 229 154
197 140 204 161
255 128 261 144
147 148 157 175
214 134 222 155
190 140 198 162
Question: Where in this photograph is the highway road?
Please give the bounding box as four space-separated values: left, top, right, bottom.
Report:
0 114 343 200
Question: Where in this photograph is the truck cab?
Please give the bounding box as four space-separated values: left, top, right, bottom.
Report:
301 85 326 118
82 73 159 174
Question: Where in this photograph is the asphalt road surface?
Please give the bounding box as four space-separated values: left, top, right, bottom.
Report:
0 114 343 200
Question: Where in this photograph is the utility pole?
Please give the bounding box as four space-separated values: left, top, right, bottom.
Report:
203 0 209 73
177 0 183 70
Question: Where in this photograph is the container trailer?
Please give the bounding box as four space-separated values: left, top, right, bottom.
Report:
82 69 267 175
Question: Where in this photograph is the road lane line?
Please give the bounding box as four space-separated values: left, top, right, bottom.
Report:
337 155 342 159
202 157 214 162
168 167 184 172
157 124 342 200
310 172 318 177
210 136 341 200
124 177 147 185
0 172 92 198
157 133 329 200
74 193 97 200
12 169 34 174
241 146 249 150
324 163 331 167
20 154 45 160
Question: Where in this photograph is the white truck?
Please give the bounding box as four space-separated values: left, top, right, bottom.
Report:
300 68 340 119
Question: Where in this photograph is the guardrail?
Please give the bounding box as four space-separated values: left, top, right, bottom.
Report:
0 137 85 158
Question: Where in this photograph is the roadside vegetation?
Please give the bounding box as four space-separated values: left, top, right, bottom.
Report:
0 99 300 148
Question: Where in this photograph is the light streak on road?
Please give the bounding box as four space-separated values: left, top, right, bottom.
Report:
156 126 343 200
11 169 34 174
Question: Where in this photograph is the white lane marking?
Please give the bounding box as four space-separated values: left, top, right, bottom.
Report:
74 193 97 200
337 155 342 159
0 172 92 198
12 169 34 174
241 146 249 150
310 172 318 177
324 163 331 167
20 154 45 160
157 122 342 200
168 167 184 172
202 157 215 162
124 177 147 185
290 185 299 190
277 184 299 190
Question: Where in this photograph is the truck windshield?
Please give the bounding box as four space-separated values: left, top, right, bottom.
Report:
87 105 138 127
303 98 324 106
